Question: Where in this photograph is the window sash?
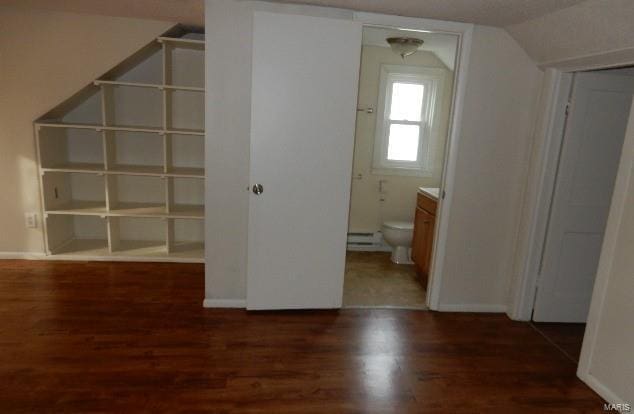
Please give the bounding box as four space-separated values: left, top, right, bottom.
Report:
372 64 445 176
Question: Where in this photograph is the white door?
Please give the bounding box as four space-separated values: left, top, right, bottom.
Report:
246 12 361 310
533 72 634 322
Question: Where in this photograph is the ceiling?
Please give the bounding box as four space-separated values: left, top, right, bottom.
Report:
362 27 458 70
0 0 587 27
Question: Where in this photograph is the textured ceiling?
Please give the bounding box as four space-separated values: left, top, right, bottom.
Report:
0 0 588 27
277 0 588 26
0 0 204 26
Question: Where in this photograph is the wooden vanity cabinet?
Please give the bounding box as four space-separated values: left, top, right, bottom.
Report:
412 192 438 285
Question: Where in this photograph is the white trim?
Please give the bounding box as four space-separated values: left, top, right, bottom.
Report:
203 298 247 308
0 251 203 263
507 70 573 321
354 12 474 312
437 303 507 313
576 98 634 404
579 373 629 407
0 252 47 260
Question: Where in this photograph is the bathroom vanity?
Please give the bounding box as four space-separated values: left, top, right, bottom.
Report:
412 187 439 286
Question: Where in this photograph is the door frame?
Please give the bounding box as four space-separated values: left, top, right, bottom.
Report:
353 12 474 310
510 64 634 321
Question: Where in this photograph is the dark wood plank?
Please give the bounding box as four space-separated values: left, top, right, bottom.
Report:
0 260 604 413
531 322 587 362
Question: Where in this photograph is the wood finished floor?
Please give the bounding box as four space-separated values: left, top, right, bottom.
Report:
531 322 587 363
0 260 604 413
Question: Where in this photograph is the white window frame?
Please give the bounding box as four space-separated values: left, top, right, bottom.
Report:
372 64 446 176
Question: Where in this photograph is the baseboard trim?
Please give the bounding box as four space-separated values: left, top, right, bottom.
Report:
579 371 625 405
0 251 203 263
437 303 507 313
0 252 46 260
203 299 246 308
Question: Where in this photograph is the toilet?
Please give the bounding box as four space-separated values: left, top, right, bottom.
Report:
381 221 414 264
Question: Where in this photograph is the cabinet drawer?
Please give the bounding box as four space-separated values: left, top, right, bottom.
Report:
417 192 438 215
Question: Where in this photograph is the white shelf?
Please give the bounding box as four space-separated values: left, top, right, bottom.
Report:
169 204 204 219
46 201 108 216
36 122 205 136
41 163 105 173
37 30 206 263
157 37 205 47
49 239 203 262
94 80 204 92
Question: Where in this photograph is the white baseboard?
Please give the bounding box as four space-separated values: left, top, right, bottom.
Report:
0 251 46 260
203 298 246 308
0 251 203 263
437 303 507 313
579 371 626 406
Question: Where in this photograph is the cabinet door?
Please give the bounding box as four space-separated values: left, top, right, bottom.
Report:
413 207 432 278
412 207 424 264
422 213 436 283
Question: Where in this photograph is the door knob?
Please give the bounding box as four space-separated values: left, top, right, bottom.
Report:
252 184 264 195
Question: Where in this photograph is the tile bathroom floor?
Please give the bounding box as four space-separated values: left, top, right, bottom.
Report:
343 251 427 308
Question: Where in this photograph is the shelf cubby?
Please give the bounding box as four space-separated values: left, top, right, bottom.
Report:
108 216 167 255
161 37 205 89
102 83 163 130
39 86 103 127
107 175 166 216
167 218 204 258
46 215 109 255
42 172 107 215
166 133 204 177
168 177 204 218
101 43 164 85
38 126 104 172
165 89 204 133
104 130 164 175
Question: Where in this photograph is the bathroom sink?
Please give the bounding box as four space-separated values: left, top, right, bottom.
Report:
418 187 440 200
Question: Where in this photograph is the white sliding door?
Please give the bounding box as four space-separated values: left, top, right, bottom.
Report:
533 72 634 322
246 12 361 310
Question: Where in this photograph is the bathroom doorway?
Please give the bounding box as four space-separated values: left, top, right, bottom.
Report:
343 25 460 308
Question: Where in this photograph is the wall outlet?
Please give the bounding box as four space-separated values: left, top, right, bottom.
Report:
25 212 38 229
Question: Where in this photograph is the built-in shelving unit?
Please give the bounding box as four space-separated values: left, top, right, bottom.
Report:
35 29 205 262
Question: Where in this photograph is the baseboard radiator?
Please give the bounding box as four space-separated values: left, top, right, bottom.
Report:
347 232 390 252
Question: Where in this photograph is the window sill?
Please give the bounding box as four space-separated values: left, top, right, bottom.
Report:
371 167 433 177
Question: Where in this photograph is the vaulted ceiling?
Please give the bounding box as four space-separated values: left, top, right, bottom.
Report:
0 0 587 27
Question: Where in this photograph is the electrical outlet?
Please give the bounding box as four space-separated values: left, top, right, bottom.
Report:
25 213 38 229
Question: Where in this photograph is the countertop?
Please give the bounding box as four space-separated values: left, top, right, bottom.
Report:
418 187 440 200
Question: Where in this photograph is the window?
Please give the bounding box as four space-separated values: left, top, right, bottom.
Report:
373 65 445 176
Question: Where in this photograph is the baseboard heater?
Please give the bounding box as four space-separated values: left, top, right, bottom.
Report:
347 232 390 252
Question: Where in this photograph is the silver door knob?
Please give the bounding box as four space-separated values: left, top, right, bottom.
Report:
252 184 264 195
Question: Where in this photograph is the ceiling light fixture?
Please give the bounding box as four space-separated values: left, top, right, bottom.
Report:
386 37 424 59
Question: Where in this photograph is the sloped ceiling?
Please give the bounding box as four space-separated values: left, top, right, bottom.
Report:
0 0 204 26
506 0 634 67
0 0 586 27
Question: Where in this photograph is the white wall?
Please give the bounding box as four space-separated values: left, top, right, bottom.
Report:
506 0 634 69
204 1 543 309
578 101 634 404
436 25 543 310
349 45 452 234
0 6 172 254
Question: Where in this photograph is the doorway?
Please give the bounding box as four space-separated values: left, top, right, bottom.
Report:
245 11 472 311
527 66 634 353
342 26 459 309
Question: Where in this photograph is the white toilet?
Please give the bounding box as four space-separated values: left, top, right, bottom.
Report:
381 221 414 264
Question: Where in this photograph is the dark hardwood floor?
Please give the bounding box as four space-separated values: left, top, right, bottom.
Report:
0 260 604 413
531 322 587 363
